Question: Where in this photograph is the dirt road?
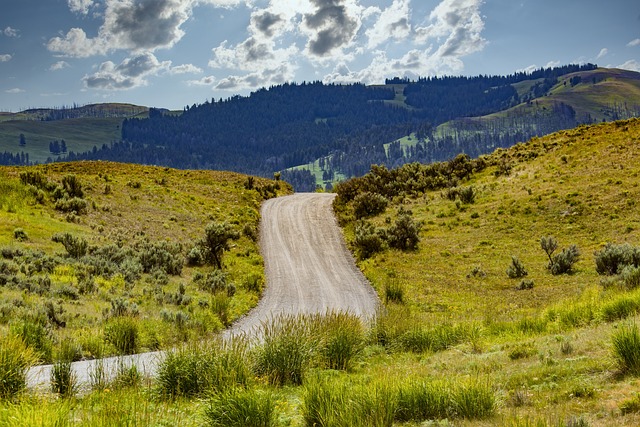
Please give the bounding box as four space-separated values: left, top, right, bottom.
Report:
27 192 379 390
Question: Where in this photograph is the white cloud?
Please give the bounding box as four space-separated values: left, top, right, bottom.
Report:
596 48 608 59
627 38 640 47
2 27 19 38
83 52 171 90
49 0 194 57
6 88 25 94
170 63 203 74
365 0 411 49
50 61 71 71
618 59 640 72
416 0 485 57
0 54 12 62
68 0 95 15
187 75 217 86
215 64 295 90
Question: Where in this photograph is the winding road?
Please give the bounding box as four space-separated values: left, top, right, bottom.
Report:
27 192 379 390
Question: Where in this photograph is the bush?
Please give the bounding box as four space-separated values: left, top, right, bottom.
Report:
458 186 476 204
198 222 240 269
104 316 139 355
198 269 229 294
52 232 88 258
0 334 37 399
549 244 580 275
353 221 384 260
612 323 640 375
621 266 640 289
10 319 53 363
54 197 87 214
13 228 28 242
541 235 558 265
204 388 276 427
595 243 640 275
61 174 83 198
506 256 528 279
386 213 420 251
136 240 183 275
353 192 388 219
515 279 534 290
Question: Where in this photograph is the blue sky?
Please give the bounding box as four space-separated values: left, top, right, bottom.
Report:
1 0 639 112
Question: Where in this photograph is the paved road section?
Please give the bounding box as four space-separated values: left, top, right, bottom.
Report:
27 192 379 391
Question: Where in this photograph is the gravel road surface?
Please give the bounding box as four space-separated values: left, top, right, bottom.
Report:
27 192 379 391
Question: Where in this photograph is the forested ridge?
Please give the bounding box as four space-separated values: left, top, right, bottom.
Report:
11 63 635 191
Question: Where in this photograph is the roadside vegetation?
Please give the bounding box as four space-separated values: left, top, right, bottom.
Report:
3 119 640 425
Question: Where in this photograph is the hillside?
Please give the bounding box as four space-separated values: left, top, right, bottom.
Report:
286 67 640 191
0 104 150 164
0 161 291 363
332 118 640 425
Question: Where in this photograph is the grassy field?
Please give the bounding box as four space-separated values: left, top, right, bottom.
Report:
0 162 291 363
3 120 640 426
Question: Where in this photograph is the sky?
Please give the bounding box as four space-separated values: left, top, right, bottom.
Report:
0 0 639 112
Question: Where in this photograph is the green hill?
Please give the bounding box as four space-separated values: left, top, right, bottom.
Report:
0 103 150 163
0 162 291 362
333 118 640 425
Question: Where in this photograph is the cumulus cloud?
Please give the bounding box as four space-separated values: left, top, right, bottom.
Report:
302 0 362 57
215 64 295 90
365 0 411 49
50 61 71 71
3 27 19 38
0 54 12 62
83 52 171 90
170 63 203 74
596 48 608 59
68 0 95 15
187 75 217 86
416 0 485 57
619 59 640 72
49 0 192 57
628 38 640 47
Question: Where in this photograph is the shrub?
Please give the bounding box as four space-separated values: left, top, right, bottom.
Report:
621 266 640 289
620 393 640 415
198 222 240 269
136 240 183 275
353 192 388 219
458 186 476 204
198 269 229 294
13 228 28 241
516 279 534 290
104 316 139 355
61 174 83 198
595 243 640 275
506 256 528 279
612 323 640 374
549 245 580 275
204 388 276 427
540 235 558 265
51 232 88 258
54 197 88 214
0 334 37 399
386 213 420 251
353 221 384 260
253 315 313 386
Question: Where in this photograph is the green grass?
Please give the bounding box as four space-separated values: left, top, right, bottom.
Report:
0 161 291 360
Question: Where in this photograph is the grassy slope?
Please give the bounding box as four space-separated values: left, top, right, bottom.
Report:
0 103 150 163
0 162 292 359
340 118 640 425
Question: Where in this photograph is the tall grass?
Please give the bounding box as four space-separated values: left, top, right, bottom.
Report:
203 388 276 427
51 340 78 397
253 315 313 386
612 322 640 374
312 312 365 371
0 334 37 400
156 339 250 399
